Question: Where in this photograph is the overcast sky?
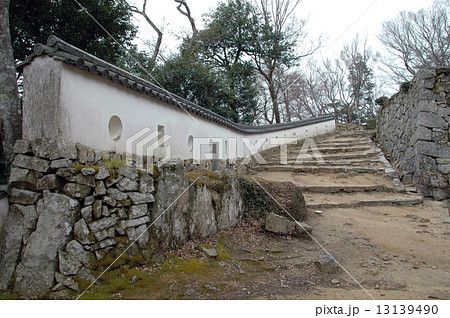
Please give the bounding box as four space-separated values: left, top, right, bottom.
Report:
128 0 435 95
129 0 434 59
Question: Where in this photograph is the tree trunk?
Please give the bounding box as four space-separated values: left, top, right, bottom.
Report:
268 82 281 124
0 0 21 167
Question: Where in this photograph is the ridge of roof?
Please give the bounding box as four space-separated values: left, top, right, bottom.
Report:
18 35 334 134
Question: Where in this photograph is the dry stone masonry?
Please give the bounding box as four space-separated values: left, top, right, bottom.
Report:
377 68 450 200
0 138 244 297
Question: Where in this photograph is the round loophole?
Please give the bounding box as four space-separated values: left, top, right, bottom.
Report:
108 115 123 141
188 135 193 152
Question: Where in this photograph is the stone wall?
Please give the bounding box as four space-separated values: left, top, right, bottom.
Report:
0 138 243 297
377 68 450 200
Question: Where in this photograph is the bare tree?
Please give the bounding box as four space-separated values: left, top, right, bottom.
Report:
0 0 21 170
379 0 450 83
252 0 321 123
341 35 375 124
174 0 198 47
130 0 163 68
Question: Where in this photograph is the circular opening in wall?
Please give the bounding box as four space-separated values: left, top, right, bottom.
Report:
188 135 193 152
108 115 123 141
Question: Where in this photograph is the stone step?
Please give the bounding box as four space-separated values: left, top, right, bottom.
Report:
288 146 374 154
315 141 370 147
317 152 379 160
263 159 382 167
254 165 384 174
336 130 375 138
297 184 398 193
304 193 423 209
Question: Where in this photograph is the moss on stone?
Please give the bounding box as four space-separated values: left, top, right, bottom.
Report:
103 159 124 178
70 164 100 173
238 176 307 221
185 171 231 193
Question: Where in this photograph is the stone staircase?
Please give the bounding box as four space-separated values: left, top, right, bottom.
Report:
253 127 424 210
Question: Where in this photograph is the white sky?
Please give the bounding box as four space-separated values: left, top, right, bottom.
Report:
129 0 434 58
128 0 434 95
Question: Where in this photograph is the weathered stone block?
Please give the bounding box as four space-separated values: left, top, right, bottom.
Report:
152 160 190 247
126 224 148 248
9 167 38 190
48 139 77 160
13 205 38 236
76 144 88 164
431 129 448 143
432 188 450 200
429 171 448 188
92 200 102 219
94 227 115 242
37 174 63 191
86 148 95 164
66 240 90 265
95 167 110 180
119 216 150 229
56 168 77 178
128 204 148 219
13 140 32 154
58 251 82 276
14 192 79 296
417 112 447 129
63 183 91 199
55 272 79 292
81 206 93 223
119 166 139 181
410 126 432 144
416 68 436 79
128 192 155 204
0 205 24 290
437 164 450 174
81 168 97 176
295 222 313 235
315 252 340 274
89 217 117 233
9 188 42 205
414 141 450 158
74 219 92 245
265 212 295 234
92 238 116 251
84 196 95 206
102 206 110 217
416 100 438 112
117 177 139 192
94 181 107 196
105 175 123 187
13 154 50 173
139 172 154 193
102 196 116 207
67 174 95 187
107 188 128 201
50 158 73 169
30 138 51 158
189 186 216 238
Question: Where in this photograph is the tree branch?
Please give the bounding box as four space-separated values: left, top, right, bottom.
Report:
174 0 198 46
130 0 162 67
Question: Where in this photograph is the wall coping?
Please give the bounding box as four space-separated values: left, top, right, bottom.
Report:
17 35 334 134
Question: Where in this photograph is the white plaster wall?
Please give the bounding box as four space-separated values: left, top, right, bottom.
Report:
27 57 335 160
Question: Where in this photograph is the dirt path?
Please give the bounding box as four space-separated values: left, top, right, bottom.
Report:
72 127 449 300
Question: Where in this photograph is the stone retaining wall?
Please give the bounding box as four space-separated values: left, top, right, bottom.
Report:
0 138 243 297
377 68 450 200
